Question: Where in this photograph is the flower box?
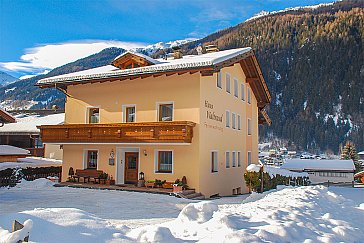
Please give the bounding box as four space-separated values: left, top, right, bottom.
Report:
145 182 155 188
162 182 174 189
173 185 183 193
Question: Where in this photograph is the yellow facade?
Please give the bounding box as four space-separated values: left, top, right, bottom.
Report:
60 62 260 197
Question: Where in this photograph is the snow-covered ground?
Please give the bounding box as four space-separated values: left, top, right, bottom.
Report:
0 157 62 171
0 179 363 242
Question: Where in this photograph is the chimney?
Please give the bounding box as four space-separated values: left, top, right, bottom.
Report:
205 44 219 53
172 46 183 59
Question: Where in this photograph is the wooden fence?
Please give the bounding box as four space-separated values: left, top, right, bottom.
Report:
0 166 62 187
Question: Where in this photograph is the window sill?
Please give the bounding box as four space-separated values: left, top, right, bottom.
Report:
155 171 172 174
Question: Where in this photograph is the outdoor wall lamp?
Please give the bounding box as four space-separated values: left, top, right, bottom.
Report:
143 150 147 156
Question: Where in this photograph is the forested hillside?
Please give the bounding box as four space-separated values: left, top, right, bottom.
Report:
0 0 362 153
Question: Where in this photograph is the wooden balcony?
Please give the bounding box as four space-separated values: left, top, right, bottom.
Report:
38 121 196 144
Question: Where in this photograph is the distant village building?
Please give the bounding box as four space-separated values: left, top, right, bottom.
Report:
0 111 64 159
0 145 30 162
281 159 355 184
36 47 271 197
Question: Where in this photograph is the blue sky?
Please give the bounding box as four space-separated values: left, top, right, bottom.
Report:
0 0 335 78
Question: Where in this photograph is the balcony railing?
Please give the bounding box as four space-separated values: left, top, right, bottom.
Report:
38 121 196 144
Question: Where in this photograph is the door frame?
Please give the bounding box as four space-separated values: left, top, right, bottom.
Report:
124 152 139 184
115 147 140 185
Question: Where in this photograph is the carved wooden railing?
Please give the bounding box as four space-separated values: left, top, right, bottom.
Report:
38 121 196 144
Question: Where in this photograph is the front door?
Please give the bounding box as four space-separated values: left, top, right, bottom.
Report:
124 152 138 184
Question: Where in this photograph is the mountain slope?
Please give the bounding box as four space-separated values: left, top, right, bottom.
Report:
0 71 18 86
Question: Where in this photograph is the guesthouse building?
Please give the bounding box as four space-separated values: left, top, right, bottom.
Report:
36 47 271 197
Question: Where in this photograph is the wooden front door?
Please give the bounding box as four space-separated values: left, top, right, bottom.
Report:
124 152 138 184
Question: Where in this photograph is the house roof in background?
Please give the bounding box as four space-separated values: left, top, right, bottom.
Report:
281 159 355 171
0 109 16 124
0 145 30 155
0 113 64 135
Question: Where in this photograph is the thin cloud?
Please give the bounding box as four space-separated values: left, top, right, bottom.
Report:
0 40 146 75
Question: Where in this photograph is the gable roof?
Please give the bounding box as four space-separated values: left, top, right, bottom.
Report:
281 159 355 171
0 109 16 124
37 47 271 108
113 50 161 66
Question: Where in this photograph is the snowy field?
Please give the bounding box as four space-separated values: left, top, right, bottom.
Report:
0 180 363 242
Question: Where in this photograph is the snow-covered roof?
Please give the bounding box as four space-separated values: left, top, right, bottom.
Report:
0 113 64 134
37 48 252 86
113 50 161 64
358 151 364 155
247 164 308 177
0 145 29 155
281 159 355 171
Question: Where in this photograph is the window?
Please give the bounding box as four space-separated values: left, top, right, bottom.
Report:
34 137 43 148
211 151 218 173
232 151 236 167
226 110 230 128
237 114 241 130
237 151 241 167
247 87 251 104
86 150 98 169
248 119 252 135
88 108 99 123
125 106 136 123
234 79 238 97
158 103 173 121
248 151 252 165
232 113 236 129
157 151 173 173
226 151 230 168
217 72 222 88
241 83 245 101
226 73 231 93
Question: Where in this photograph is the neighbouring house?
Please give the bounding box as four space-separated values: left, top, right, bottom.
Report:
281 159 355 184
0 111 64 159
36 47 271 197
358 151 364 160
0 145 30 162
0 108 16 126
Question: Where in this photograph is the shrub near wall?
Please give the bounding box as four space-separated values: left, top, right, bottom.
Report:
244 167 309 193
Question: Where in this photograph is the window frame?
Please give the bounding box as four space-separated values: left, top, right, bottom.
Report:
225 151 230 168
211 151 218 173
248 118 252 135
241 83 245 101
247 151 252 166
226 73 231 93
237 114 241 130
217 72 222 89
122 104 136 123
84 149 99 169
232 112 236 129
234 78 238 98
237 151 241 167
157 102 174 122
225 110 230 128
232 151 236 167
247 87 251 104
87 107 100 124
154 150 173 174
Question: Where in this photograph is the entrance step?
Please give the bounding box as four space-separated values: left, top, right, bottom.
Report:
175 189 205 200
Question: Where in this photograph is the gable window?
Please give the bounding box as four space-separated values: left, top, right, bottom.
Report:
226 73 231 93
86 150 98 169
248 151 252 165
226 110 230 128
211 151 218 173
226 151 230 168
237 151 241 167
248 87 251 104
234 79 238 97
158 103 173 121
248 119 252 135
232 151 236 167
156 151 173 173
124 106 136 123
217 72 222 88
88 108 99 124
237 114 241 130
241 83 245 101
232 113 236 129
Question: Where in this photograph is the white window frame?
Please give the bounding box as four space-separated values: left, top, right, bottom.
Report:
248 151 252 165
237 114 241 130
86 106 100 124
241 83 245 101
247 87 251 104
234 78 238 98
226 110 230 128
232 151 236 167
237 151 241 167
156 101 174 122
226 73 231 93
232 112 236 129
122 104 136 123
211 150 218 173
225 151 230 168
83 149 99 170
154 149 174 174
248 118 252 135
217 72 222 89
